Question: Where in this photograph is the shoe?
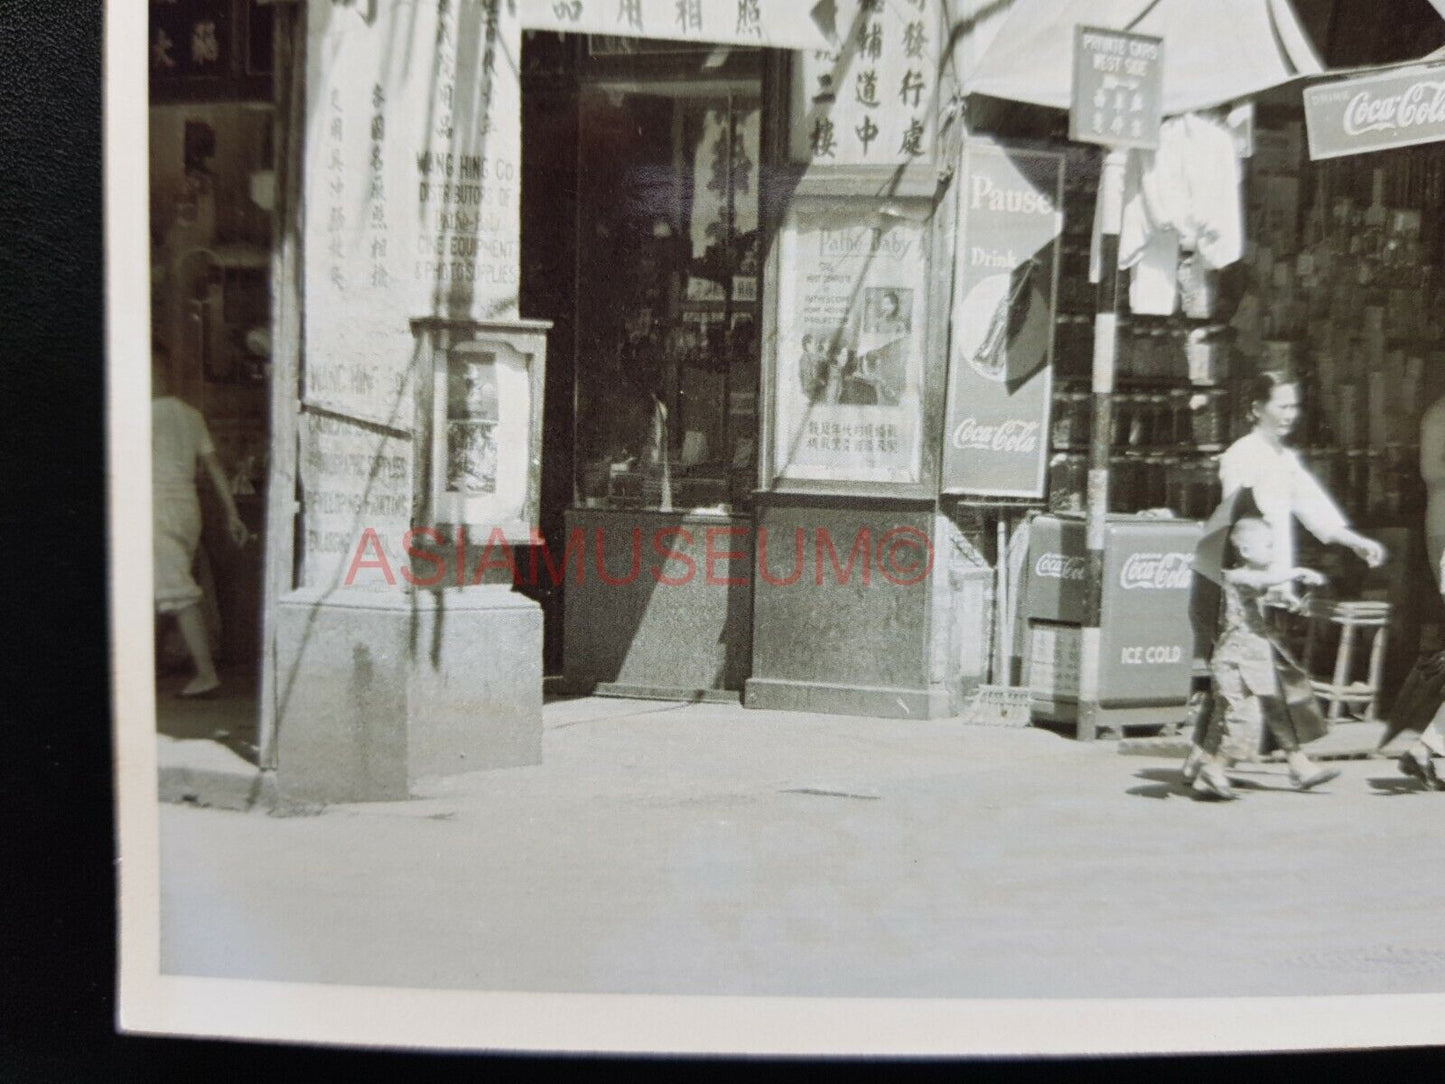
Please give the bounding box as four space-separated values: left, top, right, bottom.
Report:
1398 751 1444 790
180 677 221 698
1290 765 1340 791
1192 766 1238 801
1181 747 1204 785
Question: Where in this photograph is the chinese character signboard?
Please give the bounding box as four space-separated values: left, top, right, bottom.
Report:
303 0 521 426
942 142 1063 498
1069 26 1162 150
522 0 830 50
790 0 943 165
300 0 522 587
149 0 272 101
1303 65 1445 160
771 199 928 487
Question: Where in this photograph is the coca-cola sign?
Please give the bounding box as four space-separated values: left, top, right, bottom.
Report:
942 142 1062 498
1034 552 1086 581
1306 67 1445 161
952 417 1041 454
1118 551 1194 590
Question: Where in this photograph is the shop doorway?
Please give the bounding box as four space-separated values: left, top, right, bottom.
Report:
150 100 275 759
520 33 766 681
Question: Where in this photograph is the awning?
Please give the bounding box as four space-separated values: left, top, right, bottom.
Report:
962 0 1324 115
520 0 833 52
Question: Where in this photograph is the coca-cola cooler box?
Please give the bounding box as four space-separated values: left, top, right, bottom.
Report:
1026 513 1202 708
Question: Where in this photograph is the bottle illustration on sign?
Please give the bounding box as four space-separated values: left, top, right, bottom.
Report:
955 256 1050 390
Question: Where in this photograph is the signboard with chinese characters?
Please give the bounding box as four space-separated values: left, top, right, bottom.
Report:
148 0 272 102
942 142 1063 498
1068 26 1163 150
1303 65 1445 160
523 0 830 50
417 319 549 543
303 0 521 427
770 198 929 487
790 0 944 165
300 0 521 590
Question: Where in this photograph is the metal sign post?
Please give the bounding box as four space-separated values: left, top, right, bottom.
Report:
1070 26 1162 741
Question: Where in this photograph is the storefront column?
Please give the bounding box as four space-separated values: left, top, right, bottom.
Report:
272 0 542 802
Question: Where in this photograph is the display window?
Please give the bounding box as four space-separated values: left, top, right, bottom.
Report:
572 83 762 513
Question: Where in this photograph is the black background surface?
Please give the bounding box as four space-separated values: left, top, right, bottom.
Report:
0 0 1438 1076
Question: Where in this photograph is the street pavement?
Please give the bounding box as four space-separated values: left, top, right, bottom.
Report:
158 696 1445 999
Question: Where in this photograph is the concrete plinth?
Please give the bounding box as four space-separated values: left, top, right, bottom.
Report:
275 585 542 803
745 500 970 720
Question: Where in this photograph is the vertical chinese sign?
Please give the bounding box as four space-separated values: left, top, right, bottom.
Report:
789 0 944 165
941 142 1063 498
772 199 928 486
301 0 521 587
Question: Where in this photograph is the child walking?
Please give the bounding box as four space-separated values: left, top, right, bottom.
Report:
1192 516 1341 800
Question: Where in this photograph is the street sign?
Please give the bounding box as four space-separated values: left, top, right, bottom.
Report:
1303 64 1445 160
1069 26 1163 150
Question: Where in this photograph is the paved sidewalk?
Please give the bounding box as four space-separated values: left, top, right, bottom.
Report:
157 695 1445 1000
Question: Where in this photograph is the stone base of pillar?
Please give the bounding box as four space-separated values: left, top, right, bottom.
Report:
275 584 541 803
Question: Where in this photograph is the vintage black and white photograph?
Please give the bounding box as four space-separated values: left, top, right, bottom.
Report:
107 0 1445 1056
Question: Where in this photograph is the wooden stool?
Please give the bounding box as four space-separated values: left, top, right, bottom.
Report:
1303 600 1392 723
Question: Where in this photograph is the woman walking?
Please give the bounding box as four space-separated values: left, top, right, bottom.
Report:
1184 369 1386 791
153 345 249 696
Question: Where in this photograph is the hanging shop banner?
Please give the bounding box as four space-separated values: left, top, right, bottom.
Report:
1303 65 1445 161
1069 26 1163 150
941 142 1063 498
771 198 929 486
789 0 944 165
523 0 831 51
304 0 522 428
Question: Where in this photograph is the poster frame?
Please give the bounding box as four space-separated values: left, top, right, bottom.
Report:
758 188 944 500
412 317 551 545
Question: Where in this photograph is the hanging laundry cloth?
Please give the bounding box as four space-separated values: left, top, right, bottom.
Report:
1091 112 1244 316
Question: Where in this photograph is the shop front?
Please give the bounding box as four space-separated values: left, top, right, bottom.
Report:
185 0 1445 802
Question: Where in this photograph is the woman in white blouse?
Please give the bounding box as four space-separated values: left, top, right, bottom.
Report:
1183 369 1385 789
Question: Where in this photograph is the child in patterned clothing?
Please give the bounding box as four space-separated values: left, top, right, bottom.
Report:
1193 517 1340 800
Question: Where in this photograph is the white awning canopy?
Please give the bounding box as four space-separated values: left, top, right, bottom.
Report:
961 0 1324 115
520 0 833 52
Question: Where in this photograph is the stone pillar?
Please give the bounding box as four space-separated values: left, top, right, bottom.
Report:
274 1 543 803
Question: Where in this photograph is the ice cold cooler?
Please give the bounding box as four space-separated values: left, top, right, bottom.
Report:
1026 513 1204 726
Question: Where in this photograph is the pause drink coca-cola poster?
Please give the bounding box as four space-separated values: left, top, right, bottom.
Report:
941 141 1063 498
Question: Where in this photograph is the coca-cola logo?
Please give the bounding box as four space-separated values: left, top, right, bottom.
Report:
1118 552 1193 590
1034 553 1086 581
951 417 1040 453
1343 80 1445 136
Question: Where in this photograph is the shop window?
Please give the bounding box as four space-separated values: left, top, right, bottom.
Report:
572 86 762 513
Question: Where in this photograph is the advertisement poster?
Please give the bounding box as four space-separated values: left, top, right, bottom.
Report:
430 339 535 539
772 199 927 486
790 0 944 165
942 142 1063 498
1304 65 1445 160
